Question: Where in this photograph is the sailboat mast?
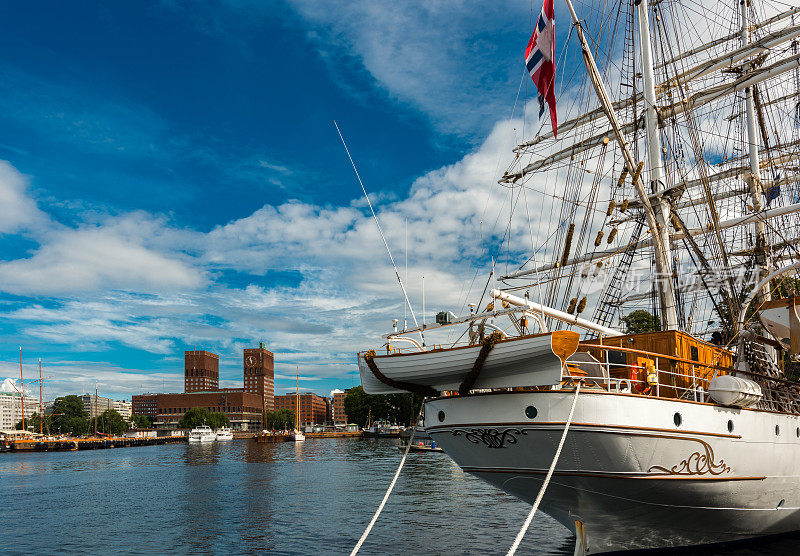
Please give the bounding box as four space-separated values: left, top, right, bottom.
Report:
635 0 679 330
19 347 25 433
740 0 771 302
296 366 300 431
38 358 42 436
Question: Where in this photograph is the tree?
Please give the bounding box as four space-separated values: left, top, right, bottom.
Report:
131 414 154 429
344 386 422 428
49 395 89 436
266 409 296 430
89 410 128 435
15 412 50 433
178 407 229 429
621 310 660 334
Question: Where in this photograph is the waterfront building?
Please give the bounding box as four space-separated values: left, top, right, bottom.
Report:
155 391 264 431
274 393 328 427
185 350 219 392
81 393 113 420
0 391 40 430
113 400 132 420
131 394 158 418
243 343 275 413
332 391 348 426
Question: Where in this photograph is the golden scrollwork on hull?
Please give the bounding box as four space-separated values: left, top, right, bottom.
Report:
648 438 731 476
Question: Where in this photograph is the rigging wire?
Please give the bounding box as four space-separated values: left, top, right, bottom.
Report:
334 121 425 345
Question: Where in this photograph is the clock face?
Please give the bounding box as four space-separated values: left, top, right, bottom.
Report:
246 355 256 366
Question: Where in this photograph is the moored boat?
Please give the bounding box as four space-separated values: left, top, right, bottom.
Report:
356 0 800 552
215 427 233 441
188 425 215 443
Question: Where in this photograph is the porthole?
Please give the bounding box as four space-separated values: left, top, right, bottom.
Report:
775 425 780 436
525 405 538 419
438 410 445 423
673 412 682 427
727 420 734 433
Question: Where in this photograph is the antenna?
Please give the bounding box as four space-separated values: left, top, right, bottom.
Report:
334 121 425 345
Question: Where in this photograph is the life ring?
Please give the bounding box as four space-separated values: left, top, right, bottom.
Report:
629 367 645 394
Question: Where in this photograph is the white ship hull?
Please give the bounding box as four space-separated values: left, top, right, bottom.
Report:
424 390 800 554
359 333 562 394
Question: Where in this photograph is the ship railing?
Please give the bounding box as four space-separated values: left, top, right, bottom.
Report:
567 343 731 402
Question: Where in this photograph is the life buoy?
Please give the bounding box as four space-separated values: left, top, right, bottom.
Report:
629 367 645 393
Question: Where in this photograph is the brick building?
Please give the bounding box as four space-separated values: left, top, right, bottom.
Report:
185 350 219 392
155 390 264 431
132 394 158 418
274 393 328 427
243 343 274 413
332 391 348 425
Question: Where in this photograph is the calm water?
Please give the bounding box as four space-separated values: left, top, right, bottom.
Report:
0 438 571 555
2 439 800 555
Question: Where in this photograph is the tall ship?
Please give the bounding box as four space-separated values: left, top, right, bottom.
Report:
357 0 800 553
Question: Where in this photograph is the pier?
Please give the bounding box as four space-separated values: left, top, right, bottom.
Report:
6 435 186 452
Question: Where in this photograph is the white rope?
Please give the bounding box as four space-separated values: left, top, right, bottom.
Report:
507 382 582 556
350 407 424 555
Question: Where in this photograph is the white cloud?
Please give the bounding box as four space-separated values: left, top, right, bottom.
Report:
0 161 51 235
0 224 203 296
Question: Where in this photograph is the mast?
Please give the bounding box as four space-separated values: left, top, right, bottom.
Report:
38 358 43 436
296 366 300 431
563 0 678 330
19 347 25 433
740 0 771 302
94 381 98 436
635 0 679 330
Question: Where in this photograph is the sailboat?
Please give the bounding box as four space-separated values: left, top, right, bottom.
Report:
358 0 800 553
294 366 305 442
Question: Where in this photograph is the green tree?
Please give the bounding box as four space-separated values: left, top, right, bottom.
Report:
621 310 661 334
89 410 128 435
49 395 89 436
15 412 50 433
265 409 296 430
344 386 422 428
178 407 229 429
131 414 154 429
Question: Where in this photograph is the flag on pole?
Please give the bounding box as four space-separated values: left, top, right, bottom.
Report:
525 0 557 138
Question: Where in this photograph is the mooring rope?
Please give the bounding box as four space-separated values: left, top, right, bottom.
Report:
507 382 582 556
350 405 425 556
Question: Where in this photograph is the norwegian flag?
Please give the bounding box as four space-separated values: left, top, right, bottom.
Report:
525 0 557 137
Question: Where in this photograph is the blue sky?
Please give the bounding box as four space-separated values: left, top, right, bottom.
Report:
0 1 575 401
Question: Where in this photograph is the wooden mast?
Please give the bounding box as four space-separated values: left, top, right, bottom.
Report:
19 347 24 433
38 358 43 436
296 366 300 432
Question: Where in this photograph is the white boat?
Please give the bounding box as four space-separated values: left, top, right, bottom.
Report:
215 427 233 441
356 0 800 552
359 333 562 394
188 425 215 443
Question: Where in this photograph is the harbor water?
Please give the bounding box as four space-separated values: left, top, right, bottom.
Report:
1 438 799 555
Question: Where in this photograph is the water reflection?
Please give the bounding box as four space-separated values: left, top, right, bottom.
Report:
3 439 793 555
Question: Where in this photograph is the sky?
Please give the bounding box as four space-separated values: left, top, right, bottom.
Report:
0 0 565 401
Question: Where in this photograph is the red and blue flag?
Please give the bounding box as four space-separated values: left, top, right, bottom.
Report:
525 0 557 137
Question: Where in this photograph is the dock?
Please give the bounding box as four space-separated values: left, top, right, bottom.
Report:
5 435 187 452
253 432 294 443
305 430 363 439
